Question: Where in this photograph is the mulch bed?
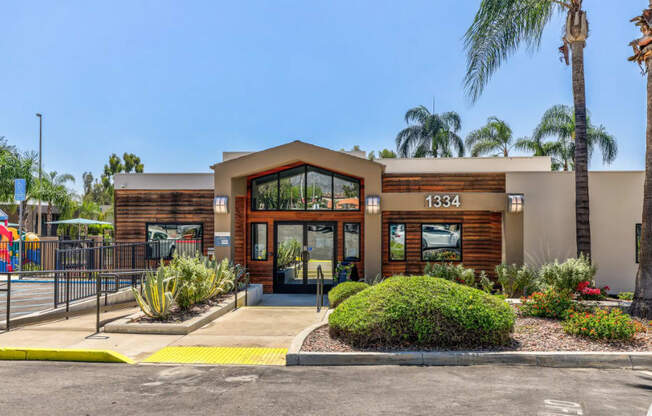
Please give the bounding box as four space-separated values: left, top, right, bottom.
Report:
301 315 652 353
132 294 229 324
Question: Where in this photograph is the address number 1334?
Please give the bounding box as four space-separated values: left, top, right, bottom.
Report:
425 194 461 208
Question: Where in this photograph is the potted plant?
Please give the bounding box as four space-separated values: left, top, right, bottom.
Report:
335 262 354 285
276 239 301 281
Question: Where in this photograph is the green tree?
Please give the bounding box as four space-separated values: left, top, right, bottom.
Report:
0 150 38 228
36 171 76 236
465 0 592 258
517 105 617 171
368 149 398 160
628 3 652 318
465 117 516 157
90 153 144 206
395 106 464 158
0 136 16 154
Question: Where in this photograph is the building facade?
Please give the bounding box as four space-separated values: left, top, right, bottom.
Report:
114 141 643 294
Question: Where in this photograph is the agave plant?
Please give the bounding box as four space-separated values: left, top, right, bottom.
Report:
132 268 179 319
206 258 238 298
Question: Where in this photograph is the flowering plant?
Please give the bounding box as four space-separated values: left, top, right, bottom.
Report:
576 281 609 301
563 308 643 340
520 289 573 319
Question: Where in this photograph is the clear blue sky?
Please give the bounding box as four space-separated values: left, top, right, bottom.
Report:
1 1 647 192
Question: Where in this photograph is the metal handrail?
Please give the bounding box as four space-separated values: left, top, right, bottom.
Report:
316 265 324 312
1 277 10 331
233 269 250 311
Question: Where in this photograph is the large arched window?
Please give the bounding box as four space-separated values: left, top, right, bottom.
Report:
251 165 360 211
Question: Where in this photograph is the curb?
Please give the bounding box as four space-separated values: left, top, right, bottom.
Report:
0 347 135 364
286 323 652 369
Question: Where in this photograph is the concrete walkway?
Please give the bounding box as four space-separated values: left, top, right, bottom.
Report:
0 297 328 363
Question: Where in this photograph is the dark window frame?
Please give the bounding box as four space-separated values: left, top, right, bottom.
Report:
420 223 463 262
388 223 406 262
343 222 361 262
250 164 361 212
251 222 268 261
636 223 642 264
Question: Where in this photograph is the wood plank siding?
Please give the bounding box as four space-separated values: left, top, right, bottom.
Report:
114 189 214 254
382 173 506 193
382 211 502 278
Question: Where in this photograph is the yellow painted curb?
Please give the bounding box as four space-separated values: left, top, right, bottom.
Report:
0 348 135 364
143 346 288 366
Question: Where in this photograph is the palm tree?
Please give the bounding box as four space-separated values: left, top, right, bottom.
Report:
628 3 652 318
37 171 75 236
465 117 516 157
395 106 464 158
464 0 592 258
515 137 568 171
526 105 617 170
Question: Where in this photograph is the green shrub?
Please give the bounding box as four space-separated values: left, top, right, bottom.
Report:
519 289 573 319
328 276 516 348
478 271 495 294
328 281 369 308
563 308 641 340
539 254 596 293
496 264 540 297
424 263 476 287
162 255 237 310
618 292 634 301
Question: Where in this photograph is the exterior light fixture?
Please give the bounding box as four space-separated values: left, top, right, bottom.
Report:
507 194 524 213
214 196 229 214
366 196 381 215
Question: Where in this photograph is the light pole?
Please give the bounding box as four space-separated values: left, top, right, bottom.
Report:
36 113 42 235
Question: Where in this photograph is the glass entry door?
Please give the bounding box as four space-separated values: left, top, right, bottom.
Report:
274 222 335 293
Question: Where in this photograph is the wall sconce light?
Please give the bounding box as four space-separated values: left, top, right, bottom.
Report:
214 196 229 214
507 194 524 213
366 195 381 215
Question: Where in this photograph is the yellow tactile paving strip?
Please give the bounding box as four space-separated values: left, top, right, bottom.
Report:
142 346 288 366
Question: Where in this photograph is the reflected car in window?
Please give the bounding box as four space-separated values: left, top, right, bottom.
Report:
421 225 460 249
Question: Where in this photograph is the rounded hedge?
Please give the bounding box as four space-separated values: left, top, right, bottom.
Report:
328 281 370 308
328 275 516 348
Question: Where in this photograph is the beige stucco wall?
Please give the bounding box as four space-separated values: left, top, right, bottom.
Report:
506 171 644 293
212 141 385 279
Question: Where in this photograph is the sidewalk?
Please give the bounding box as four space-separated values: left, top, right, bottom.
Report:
0 301 329 364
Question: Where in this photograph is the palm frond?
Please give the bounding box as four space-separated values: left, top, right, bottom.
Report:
587 124 618 165
463 0 565 102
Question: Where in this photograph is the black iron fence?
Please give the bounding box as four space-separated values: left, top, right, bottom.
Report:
0 239 203 330
0 239 94 273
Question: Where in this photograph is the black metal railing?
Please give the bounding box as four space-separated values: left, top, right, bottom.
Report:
316 265 325 312
0 239 94 273
1 269 150 330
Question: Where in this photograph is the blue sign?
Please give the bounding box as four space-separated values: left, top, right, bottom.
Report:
214 233 231 247
14 179 26 202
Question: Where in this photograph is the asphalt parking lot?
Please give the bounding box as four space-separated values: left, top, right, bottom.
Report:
0 362 650 416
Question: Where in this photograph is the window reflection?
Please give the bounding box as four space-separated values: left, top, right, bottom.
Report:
421 223 461 261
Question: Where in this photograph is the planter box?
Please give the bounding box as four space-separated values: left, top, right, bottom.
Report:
104 284 263 335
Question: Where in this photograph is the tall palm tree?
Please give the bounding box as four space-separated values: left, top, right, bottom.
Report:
464 0 592 258
465 117 516 157
628 3 652 318
516 105 618 171
36 171 75 236
395 106 464 158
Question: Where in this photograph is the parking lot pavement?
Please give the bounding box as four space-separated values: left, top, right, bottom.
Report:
0 362 650 416
0 280 54 319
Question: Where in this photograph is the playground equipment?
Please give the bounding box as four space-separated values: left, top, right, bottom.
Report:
0 210 41 272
